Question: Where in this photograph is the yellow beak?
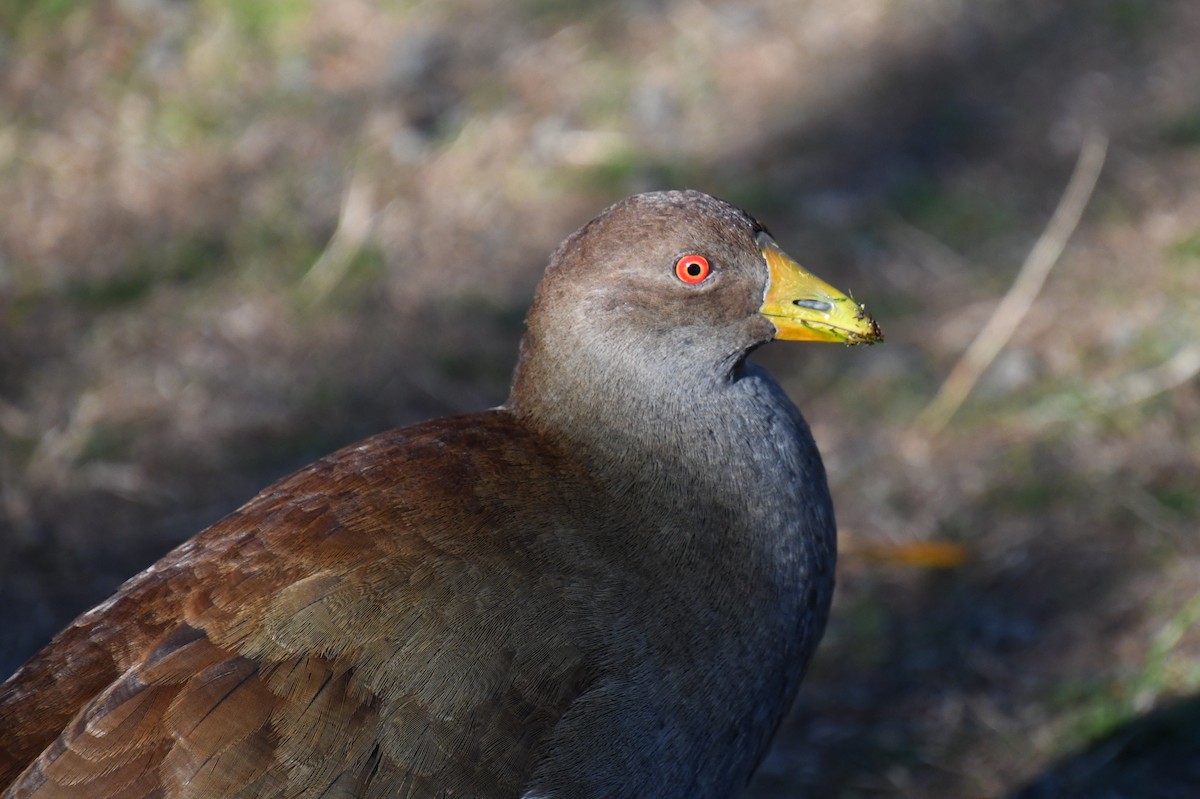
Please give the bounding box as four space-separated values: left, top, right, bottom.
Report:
758 232 883 345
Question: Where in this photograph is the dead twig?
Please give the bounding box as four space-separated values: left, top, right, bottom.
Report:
300 172 378 304
1094 343 1200 410
911 131 1109 437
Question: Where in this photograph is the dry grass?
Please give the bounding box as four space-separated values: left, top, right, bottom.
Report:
2 1 1200 796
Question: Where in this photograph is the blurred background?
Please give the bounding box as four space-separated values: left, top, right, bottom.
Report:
1 0 1198 796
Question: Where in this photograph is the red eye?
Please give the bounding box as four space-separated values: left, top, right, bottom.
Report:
675 254 711 284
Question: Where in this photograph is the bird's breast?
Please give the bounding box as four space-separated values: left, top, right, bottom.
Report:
521 369 836 798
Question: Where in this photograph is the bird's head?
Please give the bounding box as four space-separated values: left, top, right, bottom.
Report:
515 190 882 399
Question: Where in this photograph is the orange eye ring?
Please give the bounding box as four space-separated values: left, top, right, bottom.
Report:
675 254 711 284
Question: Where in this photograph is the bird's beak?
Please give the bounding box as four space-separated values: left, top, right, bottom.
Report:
758 232 883 345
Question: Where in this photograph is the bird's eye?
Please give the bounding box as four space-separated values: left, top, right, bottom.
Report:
675 254 711 284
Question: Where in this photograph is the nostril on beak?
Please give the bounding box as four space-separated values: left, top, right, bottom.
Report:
793 299 833 312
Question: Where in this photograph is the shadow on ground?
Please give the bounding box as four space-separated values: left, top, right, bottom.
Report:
1012 694 1200 799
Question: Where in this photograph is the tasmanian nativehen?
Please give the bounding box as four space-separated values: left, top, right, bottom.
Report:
0 190 882 798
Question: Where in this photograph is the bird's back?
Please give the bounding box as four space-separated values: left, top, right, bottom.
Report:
0 410 596 798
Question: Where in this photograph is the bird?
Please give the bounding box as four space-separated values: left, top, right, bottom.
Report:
0 189 882 799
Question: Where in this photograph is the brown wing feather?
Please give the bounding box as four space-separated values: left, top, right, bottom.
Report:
0 569 181 786
1 412 595 799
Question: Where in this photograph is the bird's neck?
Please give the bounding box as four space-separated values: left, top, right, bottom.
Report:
507 330 827 577
508 327 739 469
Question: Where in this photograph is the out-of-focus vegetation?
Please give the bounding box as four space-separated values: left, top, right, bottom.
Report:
2 1 1199 796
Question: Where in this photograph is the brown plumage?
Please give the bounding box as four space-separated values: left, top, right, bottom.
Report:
0 190 881 799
